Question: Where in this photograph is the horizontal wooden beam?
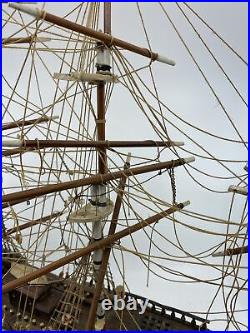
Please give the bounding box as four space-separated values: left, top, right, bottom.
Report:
2 35 51 45
2 139 184 149
9 3 175 66
2 157 195 206
6 211 62 236
2 116 58 131
2 201 189 294
212 245 248 257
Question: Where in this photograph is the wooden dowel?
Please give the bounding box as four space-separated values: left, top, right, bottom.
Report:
2 157 194 206
104 2 111 35
212 245 248 257
2 201 188 294
6 212 62 236
2 139 184 149
2 116 57 131
97 82 107 174
9 3 175 66
2 35 50 45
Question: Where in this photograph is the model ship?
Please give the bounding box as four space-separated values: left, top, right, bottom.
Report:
2 2 247 331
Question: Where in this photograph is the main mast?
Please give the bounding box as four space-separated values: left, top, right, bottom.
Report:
96 2 111 174
90 3 112 330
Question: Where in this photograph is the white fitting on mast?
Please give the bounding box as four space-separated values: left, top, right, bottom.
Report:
157 54 176 66
171 141 184 147
183 156 195 164
180 200 190 208
2 139 22 148
90 184 107 206
96 33 111 73
228 185 248 196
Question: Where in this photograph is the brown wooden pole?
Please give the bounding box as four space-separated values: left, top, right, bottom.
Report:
2 116 52 131
104 2 111 35
42 12 158 61
86 174 127 329
3 199 30 209
9 5 158 62
97 82 107 174
10 3 175 65
2 36 35 45
213 245 248 257
2 202 186 294
2 140 181 158
86 7 111 329
8 140 181 149
6 211 62 236
45 12 159 60
2 158 192 206
95 2 111 175
225 246 248 255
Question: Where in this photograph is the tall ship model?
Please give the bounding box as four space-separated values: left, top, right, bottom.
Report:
2 2 248 331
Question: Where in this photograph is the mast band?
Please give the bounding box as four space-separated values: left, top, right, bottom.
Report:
89 199 107 207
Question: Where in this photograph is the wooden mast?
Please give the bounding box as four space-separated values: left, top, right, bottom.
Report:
91 4 111 329
96 2 111 174
104 2 111 36
2 116 58 130
97 83 106 174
